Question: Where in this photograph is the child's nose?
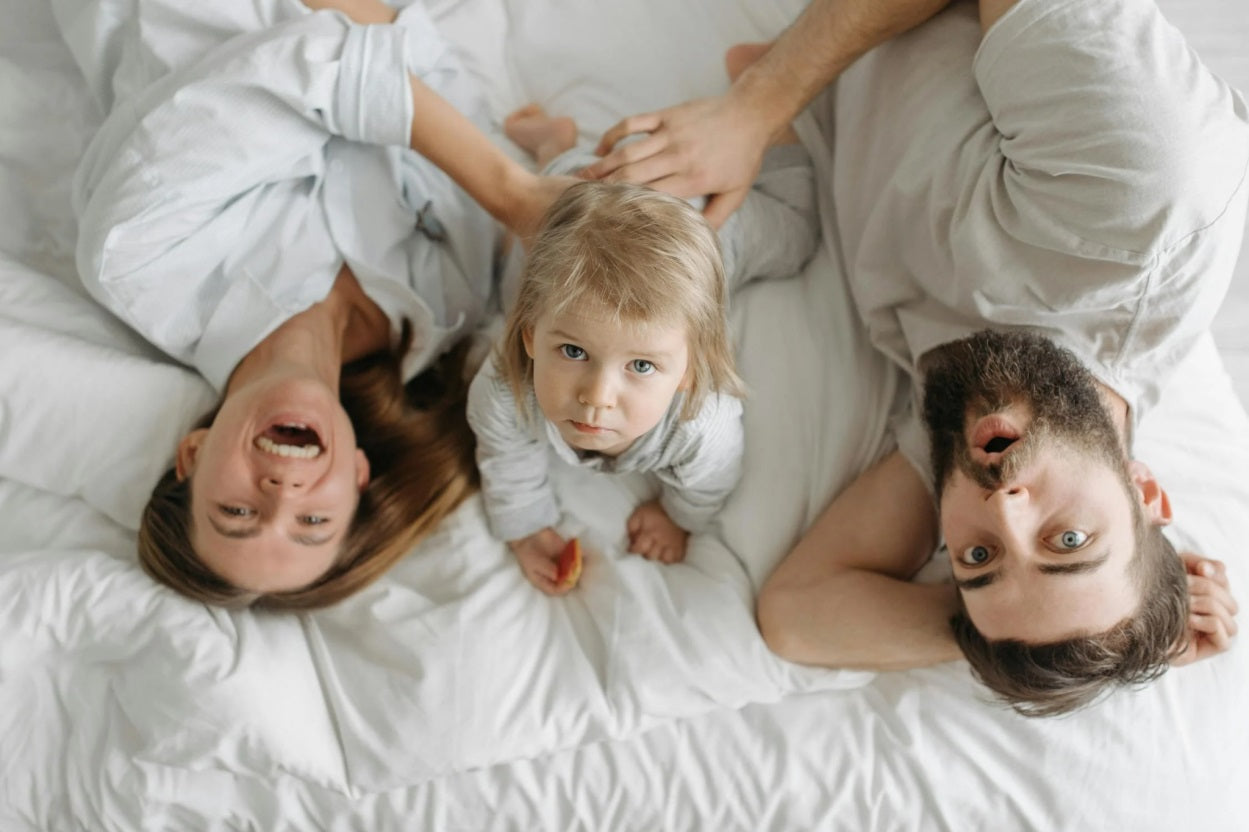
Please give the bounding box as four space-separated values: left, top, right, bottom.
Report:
578 371 615 408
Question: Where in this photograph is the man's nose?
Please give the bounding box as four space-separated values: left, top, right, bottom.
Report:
985 485 1032 547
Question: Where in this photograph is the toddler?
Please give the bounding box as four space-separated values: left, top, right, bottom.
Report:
468 181 750 593
467 92 818 595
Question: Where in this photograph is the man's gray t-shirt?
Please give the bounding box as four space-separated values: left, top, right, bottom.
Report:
818 0 1249 490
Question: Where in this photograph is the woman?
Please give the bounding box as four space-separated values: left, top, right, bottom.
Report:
59 0 571 607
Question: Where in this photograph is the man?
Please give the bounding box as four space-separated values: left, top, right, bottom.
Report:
581 0 1245 713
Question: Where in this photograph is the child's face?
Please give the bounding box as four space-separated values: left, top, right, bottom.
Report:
524 304 690 457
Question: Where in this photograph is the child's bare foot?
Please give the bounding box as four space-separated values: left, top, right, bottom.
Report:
725 42 772 82
505 104 578 168
302 0 396 24
725 43 799 145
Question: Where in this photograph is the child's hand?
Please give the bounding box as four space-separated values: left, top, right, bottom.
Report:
627 501 689 564
1171 552 1238 667
509 527 572 595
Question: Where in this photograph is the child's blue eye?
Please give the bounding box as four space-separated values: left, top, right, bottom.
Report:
960 545 992 565
560 344 586 360
630 359 655 375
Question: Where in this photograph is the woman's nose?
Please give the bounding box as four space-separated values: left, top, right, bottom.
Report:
259 473 304 493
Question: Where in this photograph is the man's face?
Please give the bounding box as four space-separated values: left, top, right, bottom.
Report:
923 331 1141 643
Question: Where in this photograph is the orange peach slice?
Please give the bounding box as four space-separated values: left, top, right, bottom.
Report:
556 537 583 589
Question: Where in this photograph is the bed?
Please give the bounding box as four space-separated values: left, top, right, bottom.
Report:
1 0 1247 828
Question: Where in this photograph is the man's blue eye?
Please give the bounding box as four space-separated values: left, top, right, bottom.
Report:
630 359 655 375
1058 530 1088 549
560 344 586 360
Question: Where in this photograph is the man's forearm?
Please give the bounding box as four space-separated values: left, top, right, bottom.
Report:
758 568 962 671
732 0 957 138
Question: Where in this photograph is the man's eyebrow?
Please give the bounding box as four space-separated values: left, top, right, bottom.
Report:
209 517 260 540
955 571 999 591
954 551 1112 591
1037 551 1110 575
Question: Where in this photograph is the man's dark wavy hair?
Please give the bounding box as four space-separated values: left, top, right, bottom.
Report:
951 496 1188 717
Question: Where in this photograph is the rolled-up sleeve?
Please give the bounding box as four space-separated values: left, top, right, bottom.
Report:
972 0 1249 261
72 11 426 387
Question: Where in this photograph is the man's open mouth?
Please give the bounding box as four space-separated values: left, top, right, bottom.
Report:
982 435 1017 454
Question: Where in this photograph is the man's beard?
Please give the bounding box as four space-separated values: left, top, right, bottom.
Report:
921 330 1125 494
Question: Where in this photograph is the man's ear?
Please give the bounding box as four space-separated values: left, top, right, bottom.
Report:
175 429 210 482
522 326 536 360
1128 459 1172 526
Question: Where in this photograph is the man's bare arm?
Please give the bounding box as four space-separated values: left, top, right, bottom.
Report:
756 451 962 670
582 0 955 226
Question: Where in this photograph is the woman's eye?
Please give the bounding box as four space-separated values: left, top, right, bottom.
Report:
959 545 992 566
298 515 328 526
1049 529 1089 550
630 359 655 375
221 505 252 518
559 344 586 360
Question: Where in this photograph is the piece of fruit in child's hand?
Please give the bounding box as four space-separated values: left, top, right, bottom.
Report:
555 538 583 589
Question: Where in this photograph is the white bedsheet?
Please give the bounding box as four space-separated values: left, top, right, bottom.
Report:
1 0 1247 829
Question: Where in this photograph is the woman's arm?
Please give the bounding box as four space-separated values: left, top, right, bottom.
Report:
757 450 962 670
303 0 571 238
405 76 569 241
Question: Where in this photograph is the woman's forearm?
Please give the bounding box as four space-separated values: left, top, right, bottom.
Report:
407 75 535 232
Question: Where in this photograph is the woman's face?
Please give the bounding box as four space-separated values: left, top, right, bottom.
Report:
176 375 370 593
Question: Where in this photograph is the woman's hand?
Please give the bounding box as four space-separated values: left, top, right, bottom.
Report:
509 527 573 595
1171 552 1238 667
498 173 580 249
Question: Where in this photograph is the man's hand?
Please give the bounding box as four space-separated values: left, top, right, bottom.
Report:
1171 552 1238 667
626 500 690 564
509 527 572 596
580 94 773 229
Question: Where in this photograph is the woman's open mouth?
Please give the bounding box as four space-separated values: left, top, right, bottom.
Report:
255 422 323 459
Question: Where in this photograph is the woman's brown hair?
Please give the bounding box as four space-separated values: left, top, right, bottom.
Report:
137 330 478 609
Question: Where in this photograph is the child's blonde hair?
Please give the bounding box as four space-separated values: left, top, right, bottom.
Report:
499 181 746 420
